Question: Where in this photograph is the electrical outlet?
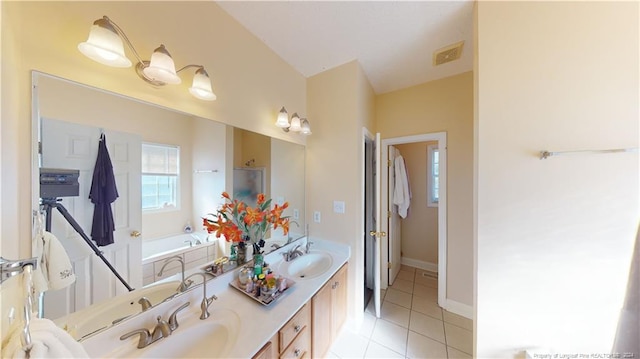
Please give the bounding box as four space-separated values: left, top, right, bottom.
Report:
333 201 345 214
293 209 299 220
313 211 321 223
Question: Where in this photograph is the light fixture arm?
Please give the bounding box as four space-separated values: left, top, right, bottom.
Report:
101 16 146 66
176 64 204 73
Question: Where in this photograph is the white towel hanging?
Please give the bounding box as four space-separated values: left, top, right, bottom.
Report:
393 155 412 218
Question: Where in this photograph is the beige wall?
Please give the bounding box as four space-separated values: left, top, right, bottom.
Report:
476 2 639 357
1 1 306 260
395 141 438 266
376 71 474 307
307 60 375 326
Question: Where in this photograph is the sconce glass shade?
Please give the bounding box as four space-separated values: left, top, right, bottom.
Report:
275 107 290 128
301 119 312 135
289 113 302 132
78 18 132 68
142 45 181 84
189 68 216 101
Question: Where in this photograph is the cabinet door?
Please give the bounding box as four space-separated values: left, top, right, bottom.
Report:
311 281 332 359
331 264 348 338
252 341 274 359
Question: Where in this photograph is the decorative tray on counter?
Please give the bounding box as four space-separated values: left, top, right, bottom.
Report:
229 277 296 306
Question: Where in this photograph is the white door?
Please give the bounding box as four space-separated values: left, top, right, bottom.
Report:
388 146 402 285
40 118 142 319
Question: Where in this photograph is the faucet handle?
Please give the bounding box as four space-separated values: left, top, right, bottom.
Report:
151 316 171 341
168 301 190 332
120 328 151 349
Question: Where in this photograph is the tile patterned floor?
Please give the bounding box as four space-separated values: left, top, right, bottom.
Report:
328 265 473 359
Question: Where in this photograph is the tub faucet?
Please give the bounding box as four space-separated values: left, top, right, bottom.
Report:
157 256 192 292
183 273 217 320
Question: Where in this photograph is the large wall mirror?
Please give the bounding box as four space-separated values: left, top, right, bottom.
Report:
31 71 306 339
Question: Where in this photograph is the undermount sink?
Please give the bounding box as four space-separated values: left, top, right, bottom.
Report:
277 251 333 280
115 307 240 358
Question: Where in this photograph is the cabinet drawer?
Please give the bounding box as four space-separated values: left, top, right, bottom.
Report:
279 326 309 359
279 303 310 353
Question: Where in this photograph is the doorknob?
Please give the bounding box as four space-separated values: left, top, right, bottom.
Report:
369 231 387 238
130 230 141 238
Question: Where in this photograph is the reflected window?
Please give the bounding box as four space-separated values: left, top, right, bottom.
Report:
141 143 179 211
427 144 439 207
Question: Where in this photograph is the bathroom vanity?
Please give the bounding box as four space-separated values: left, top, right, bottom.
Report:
79 238 350 358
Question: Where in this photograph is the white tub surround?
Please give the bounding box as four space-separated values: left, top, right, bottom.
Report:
81 238 350 358
142 233 218 285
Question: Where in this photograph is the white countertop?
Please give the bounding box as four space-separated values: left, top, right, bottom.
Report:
81 238 350 358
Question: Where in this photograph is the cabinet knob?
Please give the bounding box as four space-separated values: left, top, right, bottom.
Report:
294 325 301 333
294 349 301 357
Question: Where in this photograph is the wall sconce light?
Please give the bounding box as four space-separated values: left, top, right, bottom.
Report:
275 107 312 135
78 16 216 101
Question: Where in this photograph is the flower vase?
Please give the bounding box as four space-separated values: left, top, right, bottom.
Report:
236 243 247 265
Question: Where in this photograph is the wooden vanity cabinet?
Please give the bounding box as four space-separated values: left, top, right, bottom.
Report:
252 262 348 359
311 263 348 358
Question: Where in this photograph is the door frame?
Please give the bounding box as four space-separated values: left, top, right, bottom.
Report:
380 132 447 308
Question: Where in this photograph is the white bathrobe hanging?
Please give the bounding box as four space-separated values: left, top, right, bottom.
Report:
392 155 412 218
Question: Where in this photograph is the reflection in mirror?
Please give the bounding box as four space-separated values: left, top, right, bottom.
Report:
32 71 305 339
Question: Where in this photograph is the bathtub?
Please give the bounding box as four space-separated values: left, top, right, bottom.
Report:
142 232 214 264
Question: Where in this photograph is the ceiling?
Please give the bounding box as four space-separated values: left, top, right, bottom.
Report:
217 1 474 94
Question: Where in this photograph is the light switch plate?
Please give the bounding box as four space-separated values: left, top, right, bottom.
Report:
333 201 345 214
293 209 299 220
313 211 321 223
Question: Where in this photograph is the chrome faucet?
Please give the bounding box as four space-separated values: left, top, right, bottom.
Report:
138 297 153 311
157 256 192 292
168 302 190 331
283 244 304 262
119 302 190 349
183 273 217 319
286 221 301 244
183 239 193 247
120 316 170 349
305 239 314 254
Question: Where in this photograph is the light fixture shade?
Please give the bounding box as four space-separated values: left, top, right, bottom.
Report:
275 107 290 128
142 45 181 84
78 17 132 68
289 113 302 132
189 68 216 101
301 119 312 135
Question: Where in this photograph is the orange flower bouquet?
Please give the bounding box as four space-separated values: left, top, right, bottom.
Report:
203 192 290 256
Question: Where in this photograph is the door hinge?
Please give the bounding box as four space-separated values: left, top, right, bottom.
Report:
387 159 392 167
387 211 391 218
38 141 42 154
388 262 392 269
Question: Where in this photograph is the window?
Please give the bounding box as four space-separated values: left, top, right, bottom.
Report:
427 144 439 207
141 143 179 211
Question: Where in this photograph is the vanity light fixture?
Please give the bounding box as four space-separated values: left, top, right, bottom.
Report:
78 16 216 101
275 107 312 135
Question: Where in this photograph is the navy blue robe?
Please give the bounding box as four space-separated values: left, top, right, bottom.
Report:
89 133 119 247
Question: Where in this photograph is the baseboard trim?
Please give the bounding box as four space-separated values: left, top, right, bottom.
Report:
443 299 473 319
401 257 438 273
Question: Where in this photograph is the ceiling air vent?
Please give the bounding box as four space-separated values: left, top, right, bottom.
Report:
433 41 464 66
